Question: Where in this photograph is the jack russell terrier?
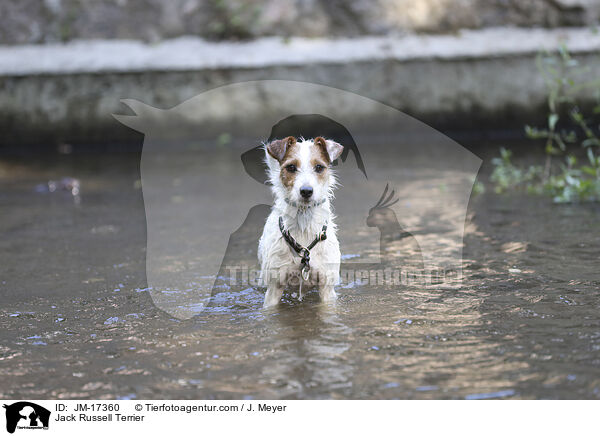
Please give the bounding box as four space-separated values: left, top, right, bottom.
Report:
258 136 344 307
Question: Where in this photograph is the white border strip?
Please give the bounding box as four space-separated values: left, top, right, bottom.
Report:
1 400 597 436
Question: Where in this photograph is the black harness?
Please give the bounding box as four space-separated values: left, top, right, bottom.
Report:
279 216 327 281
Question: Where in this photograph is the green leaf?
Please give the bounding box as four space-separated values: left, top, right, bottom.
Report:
588 147 596 165
570 109 583 122
548 113 559 130
563 130 577 143
581 166 597 176
555 135 567 151
582 138 600 147
525 125 550 139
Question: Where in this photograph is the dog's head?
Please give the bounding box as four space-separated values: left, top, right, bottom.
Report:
265 136 343 207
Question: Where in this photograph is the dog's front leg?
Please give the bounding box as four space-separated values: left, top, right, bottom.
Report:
263 285 283 308
316 266 338 303
319 285 337 303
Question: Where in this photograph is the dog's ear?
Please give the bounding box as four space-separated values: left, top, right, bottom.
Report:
266 136 296 162
315 137 344 163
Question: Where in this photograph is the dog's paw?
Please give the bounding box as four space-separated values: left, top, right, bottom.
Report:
263 288 283 308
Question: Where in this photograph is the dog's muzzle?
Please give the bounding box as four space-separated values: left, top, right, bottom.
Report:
284 197 326 210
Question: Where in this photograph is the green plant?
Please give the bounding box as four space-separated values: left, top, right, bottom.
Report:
490 44 600 202
490 148 541 194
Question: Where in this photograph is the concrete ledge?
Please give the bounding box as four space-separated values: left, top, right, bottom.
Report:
2 27 600 76
2 27 600 147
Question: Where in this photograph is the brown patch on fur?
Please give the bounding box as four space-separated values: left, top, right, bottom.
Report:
267 136 296 162
281 136 297 160
310 141 329 181
278 137 299 188
312 157 329 178
280 158 299 188
313 137 331 163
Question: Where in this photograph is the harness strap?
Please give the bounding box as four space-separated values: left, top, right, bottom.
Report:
279 216 327 281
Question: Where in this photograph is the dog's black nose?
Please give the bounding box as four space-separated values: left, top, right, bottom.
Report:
300 185 313 199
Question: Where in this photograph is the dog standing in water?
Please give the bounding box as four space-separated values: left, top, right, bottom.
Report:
258 136 344 307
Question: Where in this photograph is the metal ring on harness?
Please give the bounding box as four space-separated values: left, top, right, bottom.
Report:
301 265 310 281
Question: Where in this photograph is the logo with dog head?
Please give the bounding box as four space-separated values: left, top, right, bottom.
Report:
3 402 50 433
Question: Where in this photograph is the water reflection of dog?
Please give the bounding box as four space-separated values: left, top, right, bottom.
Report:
260 303 353 397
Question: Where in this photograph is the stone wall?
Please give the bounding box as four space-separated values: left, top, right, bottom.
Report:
2 0 599 44
3 28 600 148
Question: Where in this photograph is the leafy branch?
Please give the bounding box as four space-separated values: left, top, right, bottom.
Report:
491 44 600 203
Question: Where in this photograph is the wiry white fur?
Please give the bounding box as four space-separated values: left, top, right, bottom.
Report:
258 138 342 307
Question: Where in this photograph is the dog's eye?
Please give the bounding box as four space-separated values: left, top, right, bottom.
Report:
285 164 297 173
314 164 325 173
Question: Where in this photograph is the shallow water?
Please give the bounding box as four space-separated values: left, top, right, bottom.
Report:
1 149 599 399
